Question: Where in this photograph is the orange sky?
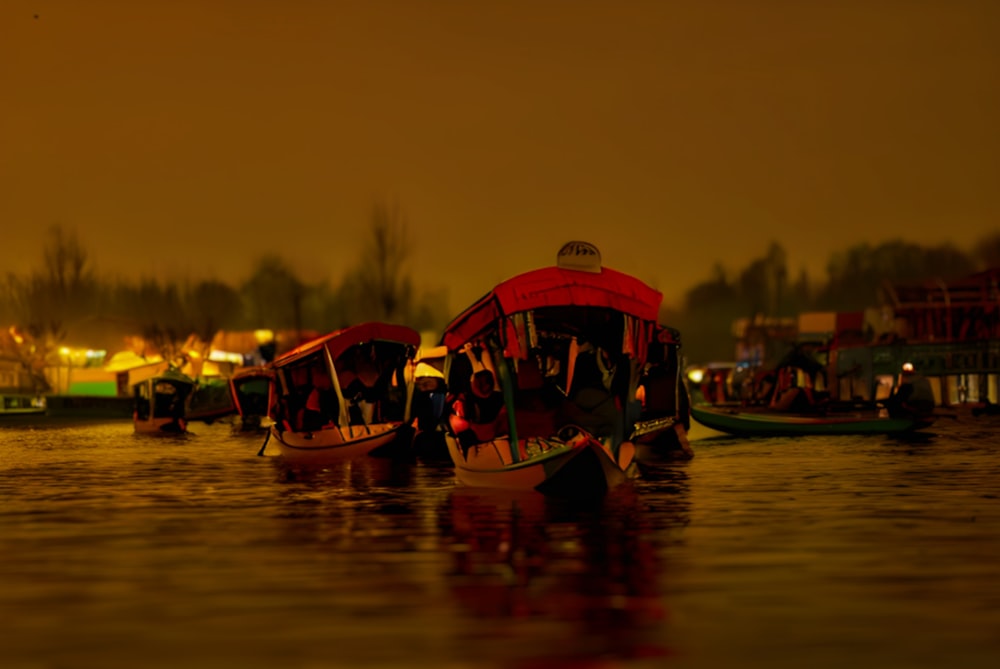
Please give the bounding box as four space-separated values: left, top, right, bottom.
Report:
2 0 998 314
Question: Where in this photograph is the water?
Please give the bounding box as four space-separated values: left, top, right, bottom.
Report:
2 416 999 669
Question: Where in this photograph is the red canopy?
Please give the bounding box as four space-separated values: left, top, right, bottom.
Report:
442 265 662 351
273 322 421 368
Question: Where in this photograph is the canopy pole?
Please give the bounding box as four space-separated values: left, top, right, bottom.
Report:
495 354 521 463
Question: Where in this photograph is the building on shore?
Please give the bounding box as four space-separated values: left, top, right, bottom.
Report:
728 268 1000 410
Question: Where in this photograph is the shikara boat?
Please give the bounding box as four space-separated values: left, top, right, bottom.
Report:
0 392 46 417
439 241 690 496
690 402 936 437
186 376 238 424
132 367 195 433
266 322 421 461
0 356 47 417
228 365 275 432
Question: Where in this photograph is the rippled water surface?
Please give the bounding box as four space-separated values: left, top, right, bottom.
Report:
2 416 999 669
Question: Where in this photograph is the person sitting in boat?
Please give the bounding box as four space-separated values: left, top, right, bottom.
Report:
340 345 382 425
449 344 508 452
770 385 814 413
883 362 935 420
557 338 623 440
768 366 821 413
749 370 777 406
302 371 338 431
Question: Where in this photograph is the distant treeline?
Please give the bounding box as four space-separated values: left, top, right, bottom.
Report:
670 232 1000 362
3 218 999 366
0 204 450 358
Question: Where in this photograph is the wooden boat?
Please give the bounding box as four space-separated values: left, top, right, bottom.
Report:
439 241 690 496
228 365 275 431
631 325 694 461
0 356 47 417
0 393 47 416
186 376 238 424
0 392 47 417
132 367 195 433
690 402 935 437
266 322 421 461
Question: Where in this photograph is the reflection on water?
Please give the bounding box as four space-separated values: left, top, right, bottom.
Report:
1 417 999 668
438 484 681 664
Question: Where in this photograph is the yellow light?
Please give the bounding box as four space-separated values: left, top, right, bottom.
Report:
687 369 705 384
209 349 245 364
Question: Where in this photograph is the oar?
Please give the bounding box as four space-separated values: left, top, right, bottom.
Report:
256 429 271 457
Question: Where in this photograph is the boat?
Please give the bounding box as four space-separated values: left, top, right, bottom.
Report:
690 402 935 437
0 355 48 417
632 324 694 461
0 391 47 416
439 241 690 496
131 367 196 433
228 364 275 432
266 322 422 461
186 376 238 424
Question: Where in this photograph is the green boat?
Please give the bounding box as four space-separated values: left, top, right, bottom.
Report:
690 403 935 437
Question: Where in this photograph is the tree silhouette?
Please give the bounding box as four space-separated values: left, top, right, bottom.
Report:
817 240 975 310
339 200 414 325
973 231 1000 269
240 255 306 336
4 225 99 363
187 279 244 344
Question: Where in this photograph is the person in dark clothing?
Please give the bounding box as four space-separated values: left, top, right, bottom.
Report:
884 362 935 419
340 346 382 424
449 344 509 453
302 371 338 430
449 369 509 452
465 370 506 424
557 339 622 439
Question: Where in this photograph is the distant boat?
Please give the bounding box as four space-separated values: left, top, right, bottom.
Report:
0 392 46 417
132 367 195 434
439 241 689 496
186 376 238 424
266 322 421 461
228 365 275 432
690 402 935 437
0 356 47 417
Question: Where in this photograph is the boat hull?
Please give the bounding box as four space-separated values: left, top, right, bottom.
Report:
691 403 935 437
133 415 188 434
444 431 637 496
0 393 47 417
270 421 410 461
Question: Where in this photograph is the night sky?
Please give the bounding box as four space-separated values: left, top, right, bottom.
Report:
2 0 998 313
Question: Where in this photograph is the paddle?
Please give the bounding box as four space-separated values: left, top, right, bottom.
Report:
256 430 271 457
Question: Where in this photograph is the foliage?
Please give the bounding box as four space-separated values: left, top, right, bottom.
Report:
815 240 975 311
2 222 997 366
3 226 99 361
672 235 995 362
187 279 244 341
240 254 306 332
974 231 1000 269
337 200 450 333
